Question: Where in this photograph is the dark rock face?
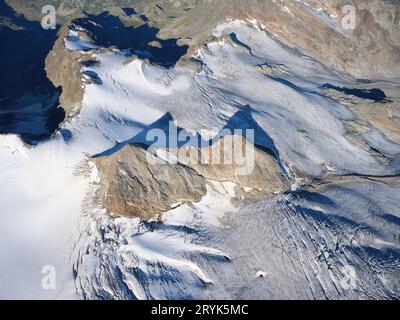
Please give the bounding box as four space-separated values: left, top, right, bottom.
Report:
0 0 63 143
322 84 387 102
72 11 188 68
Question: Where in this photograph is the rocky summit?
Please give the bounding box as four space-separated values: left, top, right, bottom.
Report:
94 135 288 219
0 0 399 301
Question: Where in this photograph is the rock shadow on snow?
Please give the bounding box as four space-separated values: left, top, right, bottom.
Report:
94 106 288 178
0 0 64 144
72 11 188 68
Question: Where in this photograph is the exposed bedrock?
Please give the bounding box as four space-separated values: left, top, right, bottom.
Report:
94 135 289 219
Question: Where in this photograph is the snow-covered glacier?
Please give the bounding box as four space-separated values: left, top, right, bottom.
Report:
0 15 399 300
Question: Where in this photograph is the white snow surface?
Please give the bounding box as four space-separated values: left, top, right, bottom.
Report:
0 20 399 299
64 30 98 52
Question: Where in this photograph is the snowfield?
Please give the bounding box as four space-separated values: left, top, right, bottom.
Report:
0 20 399 299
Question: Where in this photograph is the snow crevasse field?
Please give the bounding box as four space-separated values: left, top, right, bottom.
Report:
0 20 399 299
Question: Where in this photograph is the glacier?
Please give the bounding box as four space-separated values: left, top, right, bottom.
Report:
0 19 399 299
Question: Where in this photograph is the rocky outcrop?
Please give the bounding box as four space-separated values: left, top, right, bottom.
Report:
173 0 400 80
94 135 289 219
323 84 400 145
45 26 87 118
7 0 400 80
95 143 207 219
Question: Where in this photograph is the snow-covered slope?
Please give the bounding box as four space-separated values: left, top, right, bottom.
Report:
0 18 399 299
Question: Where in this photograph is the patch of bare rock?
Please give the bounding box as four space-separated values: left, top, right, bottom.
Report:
94 135 289 219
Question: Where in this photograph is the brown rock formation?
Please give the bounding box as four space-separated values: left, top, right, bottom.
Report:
45 26 87 118
94 135 289 219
